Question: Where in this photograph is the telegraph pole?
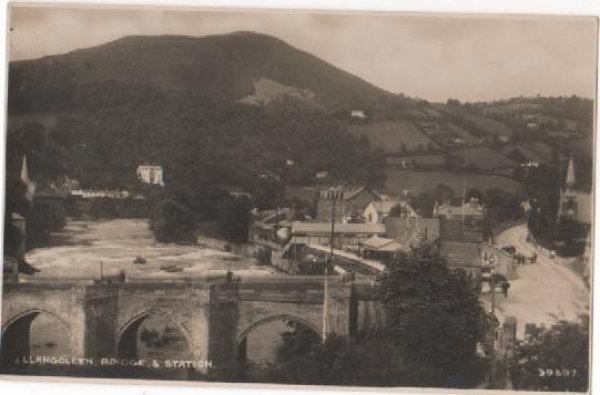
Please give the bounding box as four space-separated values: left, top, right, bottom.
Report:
329 189 337 261
324 188 339 342
322 265 329 342
489 255 497 388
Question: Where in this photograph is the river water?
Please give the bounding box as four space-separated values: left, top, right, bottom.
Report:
17 219 292 378
25 218 281 280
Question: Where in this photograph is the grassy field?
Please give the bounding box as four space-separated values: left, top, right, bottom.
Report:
348 120 437 153
387 154 446 167
461 113 514 137
453 147 516 169
388 147 516 170
446 123 479 144
385 168 523 196
501 142 554 164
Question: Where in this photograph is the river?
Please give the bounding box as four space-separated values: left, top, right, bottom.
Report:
24 218 281 280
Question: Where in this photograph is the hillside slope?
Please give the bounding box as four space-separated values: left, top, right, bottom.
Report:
8 32 395 113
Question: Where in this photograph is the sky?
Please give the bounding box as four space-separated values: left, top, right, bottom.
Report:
7 5 599 102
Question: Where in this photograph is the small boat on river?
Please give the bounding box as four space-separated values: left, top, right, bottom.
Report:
133 256 147 264
160 264 183 273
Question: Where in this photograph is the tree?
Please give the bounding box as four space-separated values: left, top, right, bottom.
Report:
411 192 435 217
217 196 252 244
484 188 525 226
378 244 490 387
150 198 196 243
433 183 455 205
389 203 409 218
510 318 589 392
262 331 408 386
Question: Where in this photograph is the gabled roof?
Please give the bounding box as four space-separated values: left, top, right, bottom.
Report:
368 200 413 215
319 186 380 201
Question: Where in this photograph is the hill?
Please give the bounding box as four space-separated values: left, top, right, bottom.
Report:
6 32 594 200
8 32 395 114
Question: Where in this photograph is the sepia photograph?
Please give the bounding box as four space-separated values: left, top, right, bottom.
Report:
0 2 597 393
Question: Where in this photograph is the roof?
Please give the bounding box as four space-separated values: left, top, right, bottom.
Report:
360 235 406 252
369 201 397 214
318 186 380 201
368 200 414 215
384 217 441 244
291 221 386 235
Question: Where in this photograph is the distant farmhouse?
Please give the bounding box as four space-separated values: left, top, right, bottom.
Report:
137 164 164 186
350 110 366 119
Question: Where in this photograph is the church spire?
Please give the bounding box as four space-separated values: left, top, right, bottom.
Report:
21 155 35 202
565 155 576 190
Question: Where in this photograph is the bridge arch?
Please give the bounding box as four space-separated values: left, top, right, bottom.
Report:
1 309 72 371
1 308 71 336
116 310 192 359
237 314 320 346
236 314 321 367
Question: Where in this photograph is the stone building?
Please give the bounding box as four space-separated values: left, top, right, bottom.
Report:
435 198 487 275
316 186 380 223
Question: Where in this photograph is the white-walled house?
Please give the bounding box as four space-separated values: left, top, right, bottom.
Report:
137 165 164 186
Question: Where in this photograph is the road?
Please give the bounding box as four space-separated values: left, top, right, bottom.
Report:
492 224 589 338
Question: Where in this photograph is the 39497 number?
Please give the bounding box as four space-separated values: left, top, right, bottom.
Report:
538 368 577 377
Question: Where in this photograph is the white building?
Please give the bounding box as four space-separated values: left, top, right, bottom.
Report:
350 110 366 119
136 165 164 186
363 200 417 224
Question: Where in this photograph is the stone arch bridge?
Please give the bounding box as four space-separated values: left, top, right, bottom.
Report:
1 276 383 374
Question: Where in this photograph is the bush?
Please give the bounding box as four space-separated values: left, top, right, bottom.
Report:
150 199 195 243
